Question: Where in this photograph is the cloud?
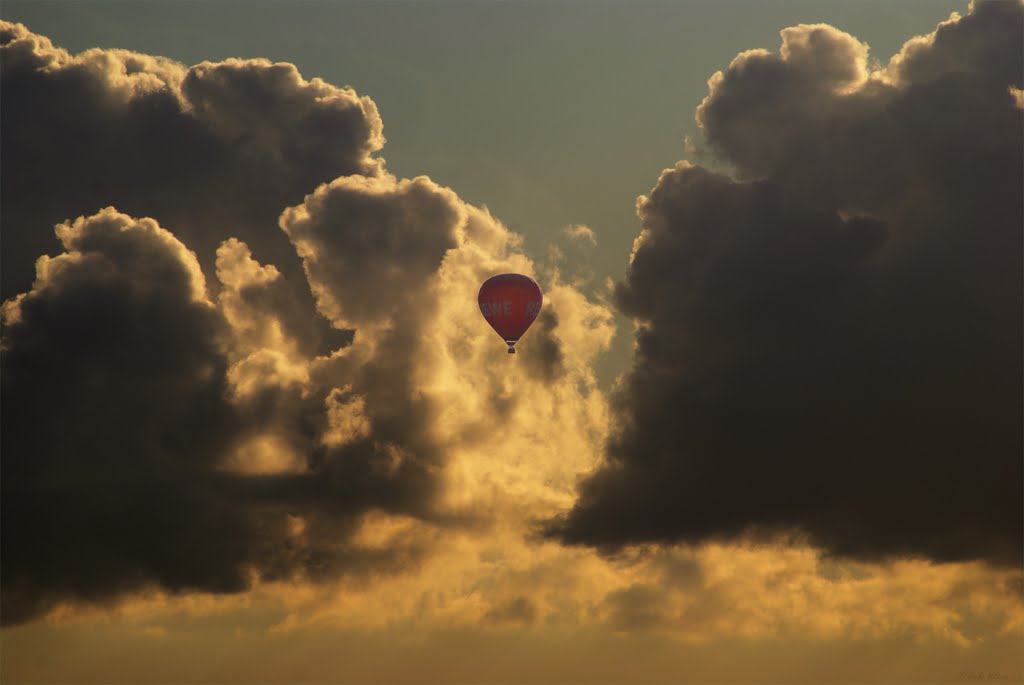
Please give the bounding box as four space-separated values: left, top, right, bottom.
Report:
60 534 1016 653
0 20 383 355
0 22 453 624
564 224 598 247
543 224 603 291
694 2 1022 213
588 543 1024 645
1 20 618 623
483 596 538 626
280 174 463 332
1 209 245 624
0 203 465 625
549 0 1023 566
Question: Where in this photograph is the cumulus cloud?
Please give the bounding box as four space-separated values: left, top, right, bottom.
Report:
0 205 388 622
695 1 1022 214
280 174 463 332
2 205 475 624
1 20 617 624
0 20 383 355
550 0 1023 566
1 209 242 624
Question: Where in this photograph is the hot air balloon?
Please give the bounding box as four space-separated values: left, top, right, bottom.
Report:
478 273 543 354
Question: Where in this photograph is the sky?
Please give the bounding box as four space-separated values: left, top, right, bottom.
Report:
1 1 1022 683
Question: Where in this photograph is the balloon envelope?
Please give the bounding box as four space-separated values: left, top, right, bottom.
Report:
478 274 543 353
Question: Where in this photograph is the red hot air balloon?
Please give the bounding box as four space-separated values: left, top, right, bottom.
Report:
478 273 543 354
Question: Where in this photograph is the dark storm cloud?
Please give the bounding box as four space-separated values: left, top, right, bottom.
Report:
0 21 382 352
550 1 1022 565
0 209 443 625
1 209 244 624
694 1 1022 214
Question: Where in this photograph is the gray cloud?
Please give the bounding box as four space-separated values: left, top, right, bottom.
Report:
1 209 245 624
0 23 451 623
0 20 590 628
694 1 1022 216
280 175 462 330
550 1 1022 566
0 206 446 625
1 21 382 353
277 174 472 523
